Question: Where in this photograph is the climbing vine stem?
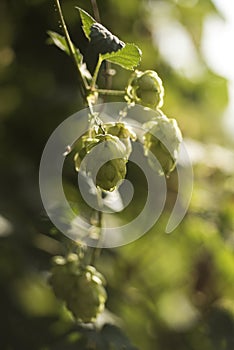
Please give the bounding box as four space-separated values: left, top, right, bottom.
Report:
54 0 89 97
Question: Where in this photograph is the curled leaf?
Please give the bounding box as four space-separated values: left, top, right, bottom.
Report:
89 23 125 54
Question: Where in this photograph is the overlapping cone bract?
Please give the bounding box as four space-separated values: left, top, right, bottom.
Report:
86 134 127 191
74 124 136 191
49 254 107 323
126 70 164 109
104 122 136 159
143 115 182 175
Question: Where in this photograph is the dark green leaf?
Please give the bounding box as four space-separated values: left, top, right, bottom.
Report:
89 23 125 55
76 7 96 40
76 8 141 69
101 43 142 70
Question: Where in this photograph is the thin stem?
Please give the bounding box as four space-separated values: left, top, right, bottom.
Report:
104 62 113 91
87 96 106 133
97 89 126 96
88 0 105 265
87 96 96 116
90 0 101 22
54 0 89 97
90 0 113 95
90 55 103 91
90 189 104 265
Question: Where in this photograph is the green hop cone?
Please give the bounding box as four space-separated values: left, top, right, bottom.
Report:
126 70 164 109
95 158 127 191
49 254 107 323
75 133 128 192
66 267 107 323
143 115 182 175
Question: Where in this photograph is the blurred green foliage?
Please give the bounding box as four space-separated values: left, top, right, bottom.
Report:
1 0 234 349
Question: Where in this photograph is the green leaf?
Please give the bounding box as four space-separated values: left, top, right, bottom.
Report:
47 30 82 64
47 30 70 54
101 43 142 70
76 7 142 70
76 7 96 40
89 23 125 55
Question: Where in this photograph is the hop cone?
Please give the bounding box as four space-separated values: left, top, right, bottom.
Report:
74 133 128 191
49 254 107 323
143 116 182 175
126 70 164 109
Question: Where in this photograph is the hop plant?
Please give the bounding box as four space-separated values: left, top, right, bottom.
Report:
47 3 184 330
143 115 182 175
49 254 107 323
126 70 164 109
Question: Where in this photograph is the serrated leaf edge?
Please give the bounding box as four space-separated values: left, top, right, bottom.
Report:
76 7 96 40
101 43 142 70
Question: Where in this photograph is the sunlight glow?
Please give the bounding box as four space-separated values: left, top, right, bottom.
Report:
202 0 234 135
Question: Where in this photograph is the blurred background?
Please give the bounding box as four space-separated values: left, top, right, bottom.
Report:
1 0 234 349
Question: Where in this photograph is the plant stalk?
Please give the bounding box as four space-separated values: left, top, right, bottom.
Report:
90 0 101 22
54 0 89 97
90 54 103 91
90 189 104 265
97 89 126 96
